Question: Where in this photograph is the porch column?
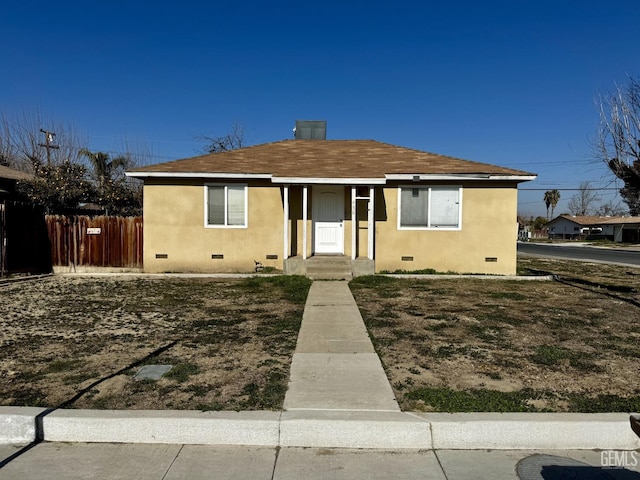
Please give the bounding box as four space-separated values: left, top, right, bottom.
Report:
283 186 289 262
351 186 357 260
302 185 308 260
368 186 374 260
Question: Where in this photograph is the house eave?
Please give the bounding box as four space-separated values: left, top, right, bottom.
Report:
126 171 537 184
126 172 273 180
271 177 388 185
385 174 537 182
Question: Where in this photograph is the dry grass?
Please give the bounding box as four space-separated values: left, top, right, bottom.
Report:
350 257 640 412
5 255 640 413
0 275 311 411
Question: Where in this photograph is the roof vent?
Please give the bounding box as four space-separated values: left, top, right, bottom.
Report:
293 120 326 140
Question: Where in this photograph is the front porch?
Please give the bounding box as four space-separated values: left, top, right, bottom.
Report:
284 255 375 280
281 185 378 277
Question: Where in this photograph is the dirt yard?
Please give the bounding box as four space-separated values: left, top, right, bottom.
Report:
350 257 640 412
3 256 640 413
0 275 310 411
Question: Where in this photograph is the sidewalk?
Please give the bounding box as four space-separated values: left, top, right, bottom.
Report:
2 443 639 480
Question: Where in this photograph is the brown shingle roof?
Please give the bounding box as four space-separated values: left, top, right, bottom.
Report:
596 216 640 225
0 164 33 181
129 140 535 179
549 214 635 226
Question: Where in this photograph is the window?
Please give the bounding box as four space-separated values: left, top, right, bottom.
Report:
205 184 247 227
398 186 461 229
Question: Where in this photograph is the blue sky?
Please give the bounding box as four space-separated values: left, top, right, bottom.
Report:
2 1 639 217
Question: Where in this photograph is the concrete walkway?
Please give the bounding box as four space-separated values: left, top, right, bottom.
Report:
284 281 399 412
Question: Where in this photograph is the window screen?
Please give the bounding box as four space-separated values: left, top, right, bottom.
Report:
430 188 459 227
399 186 460 229
208 186 225 225
400 187 429 226
226 186 245 226
206 185 246 227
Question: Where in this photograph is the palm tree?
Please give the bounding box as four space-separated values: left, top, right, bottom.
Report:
549 189 560 219
543 189 561 220
79 149 128 195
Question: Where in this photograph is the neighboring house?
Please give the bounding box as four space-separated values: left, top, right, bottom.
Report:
595 217 640 243
0 164 32 198
0 165 51 276
544 214 640 241
545 215 620 240
127 129 536 276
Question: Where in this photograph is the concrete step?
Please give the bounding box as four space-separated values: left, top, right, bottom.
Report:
306 269 353 280
307 273 352 280
306 257 353 280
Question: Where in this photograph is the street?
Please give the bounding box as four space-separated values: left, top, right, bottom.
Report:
517 242 640 267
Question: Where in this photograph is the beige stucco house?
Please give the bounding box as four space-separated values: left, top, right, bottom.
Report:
127 137 535 276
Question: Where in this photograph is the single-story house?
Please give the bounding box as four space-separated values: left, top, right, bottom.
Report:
545 214 640 242
545 215 617 240
127 130 536 276
0 164 32 198
595 217 640 243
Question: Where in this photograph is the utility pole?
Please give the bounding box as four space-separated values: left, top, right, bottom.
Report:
38 129 59 165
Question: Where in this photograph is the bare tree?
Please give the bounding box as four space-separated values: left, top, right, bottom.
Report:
197 122 245 154
594 77 640 214
567 181 601 216
0 109 86 171
594 200 627 216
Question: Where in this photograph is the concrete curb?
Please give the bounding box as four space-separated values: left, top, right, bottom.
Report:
280 411 431 449
0 407 47 444
43 410 280 445
421 413 640 450
2 408 639 450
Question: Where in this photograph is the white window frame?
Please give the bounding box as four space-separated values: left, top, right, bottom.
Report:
204 183 248 228
397 185 462 230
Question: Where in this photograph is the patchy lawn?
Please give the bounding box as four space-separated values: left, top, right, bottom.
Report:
6 256 640 414
0 275 311 410
350 257 640 412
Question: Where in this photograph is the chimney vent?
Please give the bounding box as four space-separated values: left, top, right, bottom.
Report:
294 120 326 140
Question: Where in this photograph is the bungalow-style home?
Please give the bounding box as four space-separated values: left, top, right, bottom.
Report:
127 123 536 276
0 164 32 198
596 217 640 243
545 215 616 240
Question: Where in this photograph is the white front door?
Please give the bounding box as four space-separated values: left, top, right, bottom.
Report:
313 186 344 254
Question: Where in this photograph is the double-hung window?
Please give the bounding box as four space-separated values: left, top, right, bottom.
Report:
205 184 247 227
398 186 461 229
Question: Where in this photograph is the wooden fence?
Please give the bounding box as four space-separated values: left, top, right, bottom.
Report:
46 215 143 268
